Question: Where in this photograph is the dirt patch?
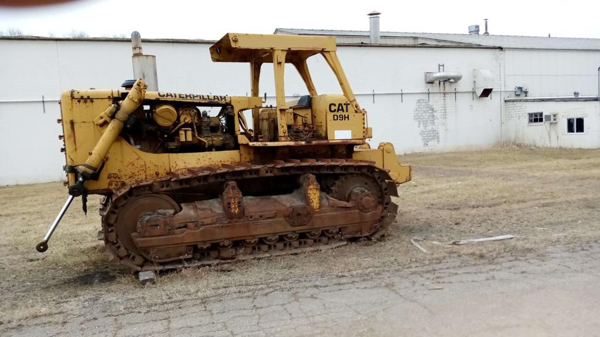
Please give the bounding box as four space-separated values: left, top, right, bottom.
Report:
71 270 117 286
1 146 599 328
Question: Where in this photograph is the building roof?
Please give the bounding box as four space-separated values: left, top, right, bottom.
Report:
0 35 216 44
3 30 600 51
274 28 600 51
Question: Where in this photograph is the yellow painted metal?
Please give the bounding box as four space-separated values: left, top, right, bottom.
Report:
321 51 362 113
311 94 365 140
353 143 412 184
60 90 249 192
229 197 240 215
248 139 364 147
76 138 241 192
292 59 317 97
272 49 290 140
61 90 114 185
250 60 262 133
290 107 311 126
57 32 411 196
154 104 178 127
77 79 147 176
210 33 336 63
307 184 320 210
144 91 231 104
210 33 362 144
98 143 241 191
94 104 117 126
258 108 277 141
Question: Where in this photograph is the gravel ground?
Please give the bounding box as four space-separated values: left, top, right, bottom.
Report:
1 146 599 336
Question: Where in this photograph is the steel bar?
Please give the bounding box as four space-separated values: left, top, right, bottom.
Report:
36 195 74 252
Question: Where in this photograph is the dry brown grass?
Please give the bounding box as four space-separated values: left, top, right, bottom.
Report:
1 146 599 326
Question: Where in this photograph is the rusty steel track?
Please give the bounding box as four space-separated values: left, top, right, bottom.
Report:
100 159 399 271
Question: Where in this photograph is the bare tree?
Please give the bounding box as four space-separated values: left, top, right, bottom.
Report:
100 33 127 39
1 28 24 36
66 29 88 38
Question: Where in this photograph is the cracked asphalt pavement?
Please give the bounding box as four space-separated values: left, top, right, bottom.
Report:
5 243 600 336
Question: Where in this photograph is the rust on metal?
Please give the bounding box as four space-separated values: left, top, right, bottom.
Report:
302 174 320 210
221 181 244 218
102 159 398 271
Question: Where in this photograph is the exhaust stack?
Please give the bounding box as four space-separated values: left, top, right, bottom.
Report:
368 11 381 43
483 19 489 36
131 31 159 91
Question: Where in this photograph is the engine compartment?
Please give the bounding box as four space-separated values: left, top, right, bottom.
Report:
124 102 237 153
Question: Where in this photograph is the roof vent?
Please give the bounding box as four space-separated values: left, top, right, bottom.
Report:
368 11 381 44
469 25 480 35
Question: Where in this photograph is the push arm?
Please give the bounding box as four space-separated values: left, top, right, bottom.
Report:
70 78 147 195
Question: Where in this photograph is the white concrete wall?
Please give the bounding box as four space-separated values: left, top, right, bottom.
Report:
0 102 65 185
302 46 504 153
504 99 600 148
2 37 599 185
0 38 507 185
504 49 600 97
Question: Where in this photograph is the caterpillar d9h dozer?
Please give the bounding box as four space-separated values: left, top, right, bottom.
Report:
36 33 411 272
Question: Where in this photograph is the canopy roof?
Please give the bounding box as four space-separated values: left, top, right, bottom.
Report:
210 33 337 63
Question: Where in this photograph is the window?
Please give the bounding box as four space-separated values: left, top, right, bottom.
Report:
528 112 543 124
567 118 585 133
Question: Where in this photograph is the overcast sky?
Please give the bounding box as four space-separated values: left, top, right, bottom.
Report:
0 0 599 40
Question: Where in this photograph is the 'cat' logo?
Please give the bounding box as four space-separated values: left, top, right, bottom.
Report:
328 103 350 113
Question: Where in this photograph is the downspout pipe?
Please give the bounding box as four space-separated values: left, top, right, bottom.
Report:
597 66 599 101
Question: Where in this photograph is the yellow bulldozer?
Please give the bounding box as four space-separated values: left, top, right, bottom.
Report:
36 33 411 272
